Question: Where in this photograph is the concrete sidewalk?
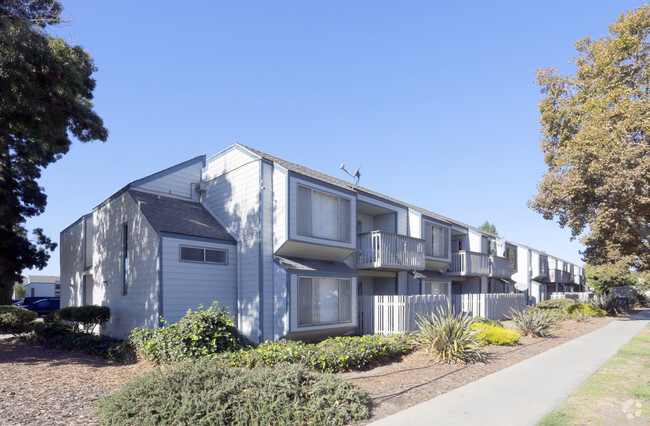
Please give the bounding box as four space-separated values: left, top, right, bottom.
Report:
371 309 650 426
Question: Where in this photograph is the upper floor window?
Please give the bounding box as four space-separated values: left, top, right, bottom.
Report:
506 246 517 271
428 224 449 258
180 246 228 264
298 185 350 242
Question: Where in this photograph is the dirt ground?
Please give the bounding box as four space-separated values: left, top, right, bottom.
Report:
0 315 619 425
342 316 617 423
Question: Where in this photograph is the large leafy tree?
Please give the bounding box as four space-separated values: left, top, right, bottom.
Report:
0 1 107 304
478 221 498 236
530 4 650 270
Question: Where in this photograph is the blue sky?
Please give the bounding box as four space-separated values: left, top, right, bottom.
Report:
25 0 643 276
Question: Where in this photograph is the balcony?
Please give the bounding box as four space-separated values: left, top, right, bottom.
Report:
449 251 490 276
549 269 564 283
357 231 425 271
489 255 512 278
562 271 572 283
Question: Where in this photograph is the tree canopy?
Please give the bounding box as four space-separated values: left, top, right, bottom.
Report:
529 4 650 271
478 221 498 236
0 0 107 304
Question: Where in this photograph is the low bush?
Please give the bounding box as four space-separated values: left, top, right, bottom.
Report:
573 311 593 322
415 304 485 364
589 294 626 316
20 322 136 363
55 305 111 333
128 303 254 363
509 307 558 337
475 317 504 328
566 304 606 317
0 305 38 334
95 361 371 425
217 335 412 373
471 323 520 346
535 298 577 310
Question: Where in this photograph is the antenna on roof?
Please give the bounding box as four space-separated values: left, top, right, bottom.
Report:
339 163 361 188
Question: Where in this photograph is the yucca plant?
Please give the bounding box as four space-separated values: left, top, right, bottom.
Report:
415 303 485 364
573 311 593 323
508 307 557 337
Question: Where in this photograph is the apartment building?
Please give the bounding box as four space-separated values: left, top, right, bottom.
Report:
61 144 586 340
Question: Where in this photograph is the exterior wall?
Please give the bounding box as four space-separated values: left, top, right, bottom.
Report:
272 165 288 252
261 161 275 341
511 246 531 291
161 236 237 325
25 283 56 297
60 220 84 307
273 263 289 341
373 276 397 295
357 194 407 235
397 272 408 295
357 213 374 233
202 146 262 340
462 278 481 294
467 230 483 252
133 158 203 202
408 209 422 239
92 192 160 338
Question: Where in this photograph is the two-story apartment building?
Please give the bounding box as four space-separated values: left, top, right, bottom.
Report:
61 144 585 341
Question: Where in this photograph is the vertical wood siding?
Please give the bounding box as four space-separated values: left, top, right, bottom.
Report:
134 161 203 201
60 220 84 307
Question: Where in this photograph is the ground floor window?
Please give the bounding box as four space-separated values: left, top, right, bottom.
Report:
298 277 351 326
424 281 448 296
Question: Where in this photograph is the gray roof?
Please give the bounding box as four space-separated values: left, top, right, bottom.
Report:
130 190 235 242
274 256 356 274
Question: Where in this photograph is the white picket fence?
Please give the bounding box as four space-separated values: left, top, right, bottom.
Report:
551 292 595 302
453 293 526 321
361 293 526 335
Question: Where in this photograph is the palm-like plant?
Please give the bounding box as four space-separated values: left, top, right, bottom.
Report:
509 307 557 337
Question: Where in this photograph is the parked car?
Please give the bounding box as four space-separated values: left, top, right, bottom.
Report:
21 298 60 316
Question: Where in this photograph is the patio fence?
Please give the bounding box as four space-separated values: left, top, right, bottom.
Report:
361 293 526 335
550 292 595 302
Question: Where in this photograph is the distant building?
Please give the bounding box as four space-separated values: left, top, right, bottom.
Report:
24 275 61 298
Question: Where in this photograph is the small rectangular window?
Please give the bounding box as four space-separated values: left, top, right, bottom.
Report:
180 246 228 265
205 249 227 264
180 247 204 262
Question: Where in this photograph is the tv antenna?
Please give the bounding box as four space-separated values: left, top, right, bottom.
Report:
339 163 361 188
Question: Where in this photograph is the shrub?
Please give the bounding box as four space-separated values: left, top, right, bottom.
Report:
471 323 520 346
19 322 136 363
55 305 111 333
509 307 558 337
573 311 593 322
589 294 626 316
128 303 254 363
475 317 504 328
414 304 485 364
566 304 606 317
216 335 413 373
0 305 38 334
535 298 577 310
95 361 371 425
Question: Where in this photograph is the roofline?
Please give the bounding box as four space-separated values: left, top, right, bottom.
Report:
60 212 92 235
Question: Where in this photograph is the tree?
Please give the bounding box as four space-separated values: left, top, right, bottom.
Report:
530 4 650 271
0 1 107 305
478 221 498 236
13 282 26 299
585 262 635 295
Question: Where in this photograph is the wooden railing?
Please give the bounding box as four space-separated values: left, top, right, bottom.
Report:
357 231 425 270
449 251 489 276
489 255 512 278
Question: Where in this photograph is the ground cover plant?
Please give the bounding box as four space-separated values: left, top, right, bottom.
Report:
471 323 520 346
55 305 111 333
535 298 577 310
538 324 650 425
509 307 558 337
415 304 485 364
0 305 37 334
128 303 254 363
95 361 371 425
216 335 413 373
566 304 606 318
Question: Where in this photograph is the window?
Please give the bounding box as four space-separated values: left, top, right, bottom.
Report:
429 224 449 258
506 246 517 271
180 246 228 264
424 281 448 296
298 186 350 242
298 277 351 326
122 223 128 295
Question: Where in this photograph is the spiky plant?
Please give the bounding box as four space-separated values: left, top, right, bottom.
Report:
508 307 558 337
589 294 624 316
573 310 593 323
415 303 485 364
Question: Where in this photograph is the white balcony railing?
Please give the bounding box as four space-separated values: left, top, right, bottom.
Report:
357 231 425 271
449 251 489 276
489 255 512 278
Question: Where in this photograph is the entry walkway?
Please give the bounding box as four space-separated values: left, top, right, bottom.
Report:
372 309 650 426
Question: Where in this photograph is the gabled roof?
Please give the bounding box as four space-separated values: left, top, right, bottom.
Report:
130 190 235 242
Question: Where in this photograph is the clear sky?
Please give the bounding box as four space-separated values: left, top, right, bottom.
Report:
24 0 644 277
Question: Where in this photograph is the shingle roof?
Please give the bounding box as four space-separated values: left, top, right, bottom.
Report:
274 256 357 274
130 190 235 242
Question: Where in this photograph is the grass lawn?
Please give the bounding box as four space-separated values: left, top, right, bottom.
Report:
538 323 650 425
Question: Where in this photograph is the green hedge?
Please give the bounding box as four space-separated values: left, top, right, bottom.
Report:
128 303 254 363
96 361 371 425
55 305 111 333
536 298 577 310
20 322 135 363
216 335 413 373
0 305 38 334
472 323 521 346
566 304 606 317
